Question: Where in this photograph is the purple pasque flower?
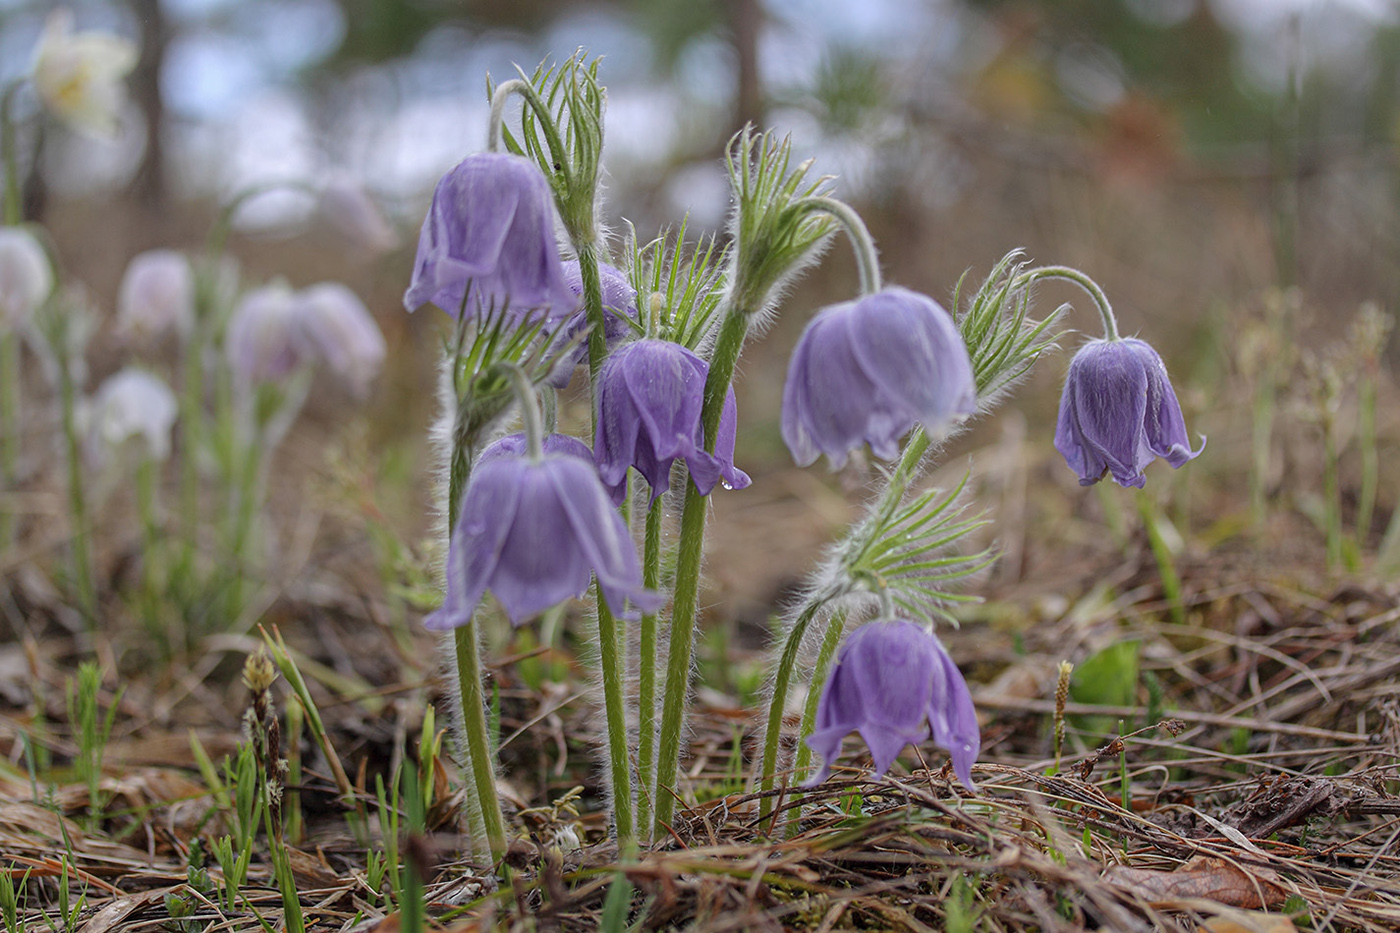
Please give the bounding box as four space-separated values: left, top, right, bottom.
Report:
403 153 578 322
1054 337 1203 489
116 249 194 346
594 338 750 504
805 619 980 789
544 259 639 388
477 431 594 468
294 283 386 397
225 284 307 387
425 452 659 629
782 286 976 469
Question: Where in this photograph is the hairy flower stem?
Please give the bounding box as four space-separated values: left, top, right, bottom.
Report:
593 593 635 855
791 612 846 783
792 197 882 297
636 498 663 841
486 79 569 179
1014 266 1118 341
58 348 95 626
757 600 823 820
653 309 749 837
1 82 23 551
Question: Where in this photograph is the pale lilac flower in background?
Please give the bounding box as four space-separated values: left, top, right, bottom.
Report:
30 9 137 139
84 368 177 467
0 227 53 333
805 619 980 788
1054 337 1203 489
544 260 639 388
403 153 578 321
425 453 658 629
782 286 975 469
225 284 306 387
319 178 398 255
116 250 194 345
294 283 385 397
594 339 750 504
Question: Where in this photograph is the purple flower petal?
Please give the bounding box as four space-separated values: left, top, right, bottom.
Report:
544 260 639 388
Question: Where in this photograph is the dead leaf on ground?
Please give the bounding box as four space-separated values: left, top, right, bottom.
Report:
1104 856 1288 909
1199 906 1298 933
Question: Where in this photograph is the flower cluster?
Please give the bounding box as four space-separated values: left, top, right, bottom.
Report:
226 281 385 394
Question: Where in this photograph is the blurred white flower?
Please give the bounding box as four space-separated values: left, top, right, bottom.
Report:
225 284 307 387
116 249 194 346
0 227 52 333
30 9 138 138
319 179 397 255
295 282 385 397
85 368 177 467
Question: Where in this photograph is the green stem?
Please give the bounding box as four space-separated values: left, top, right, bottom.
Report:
594 593 635 856
205 180 319 259
793 613 847 781
1322 415 1342 572
1249 374 1275 530
653 309 750 837
452 624 507 863
58 351 95 627
757 601 823 820
484 77 572 190
635 498 663 841
1 81 23 552
135 457 162 644
791 196 881 296
1014 265 1118 341
577 241 608 393
1357 374 1378 546
2 80 21 225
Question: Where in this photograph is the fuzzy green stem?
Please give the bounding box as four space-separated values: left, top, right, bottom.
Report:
652 308 751 837
485 77 572 190
487 79 528 152
757 600 823 820
205 180 319 259
791 196 881 296
58 352 95 626
577 241 608 392
1357 374 1378 547
1015 265 1118 341
635 497 663 841
594 592 635 855
500 363 544 460
792 612 846 781
1 82 23 551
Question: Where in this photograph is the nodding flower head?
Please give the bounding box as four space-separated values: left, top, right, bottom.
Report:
426 452 658 629
594 338 750 504
782 286 975 469
805 619 979 789
403 153 578 323
225 284 306 388
294 283 386 398
116 249 194 346
544 259 639 388
1054 337 1203 489
84 368 178 468
0 227 52 333
30 9 137 139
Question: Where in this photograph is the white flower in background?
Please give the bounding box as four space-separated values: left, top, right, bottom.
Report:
85 368 177 467
30 9 138 138
116 249 194 345
319 179 397 255
0 227 53 333
294 282 386 397
225 284 307 388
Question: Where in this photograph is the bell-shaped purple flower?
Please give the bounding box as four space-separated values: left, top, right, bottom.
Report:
782 286 976 469
805 619 980 789
594 338 750 504
403 153 578 322
1054 337 1203 489
476 431 594 469
116 249 194 345
225 285 307 387
426 453 658 629
544 259 639 388
294 283 386 397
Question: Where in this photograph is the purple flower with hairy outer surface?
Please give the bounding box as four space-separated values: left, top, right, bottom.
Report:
294 283 386 397
116 249 194 345
782 286 975 469
544 259 639 388
1054 337 1203 489
477 431 593 468
426 453 659 629
594 338 750 504
805 619 980 789
225 285 306 387
403 153 577 322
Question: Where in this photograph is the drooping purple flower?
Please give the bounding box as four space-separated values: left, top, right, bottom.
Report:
0 227 52 333
805 619 980 789
294 283 386 397
594 338 750 504
225 285 307 387
476 431 595 470
1054 337 1204 489
544 259 639 388
782 286 976 469
425 453 658 629
403 153 578 322
116 249 194 346
84 367 178 468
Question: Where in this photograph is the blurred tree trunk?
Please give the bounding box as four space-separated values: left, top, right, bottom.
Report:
730 0 763 137
129 0 169 212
